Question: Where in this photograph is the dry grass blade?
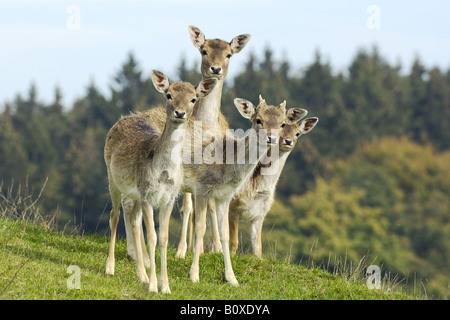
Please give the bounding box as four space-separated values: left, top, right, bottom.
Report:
0 177 54 229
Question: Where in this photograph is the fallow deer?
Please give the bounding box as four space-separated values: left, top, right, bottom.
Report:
104 70 217 293
183 96 308 286
229 116 319 258
181 26 251 256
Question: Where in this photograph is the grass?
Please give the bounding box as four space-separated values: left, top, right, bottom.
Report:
0 216 414 300
0 181 417 301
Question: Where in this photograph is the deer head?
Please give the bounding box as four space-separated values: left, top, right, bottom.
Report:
233 95 308 146
150 69 217 123
188 25 251 79
279 116 319 151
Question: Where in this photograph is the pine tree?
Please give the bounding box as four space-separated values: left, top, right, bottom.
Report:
39 87 71 212
407 58 427 143
110 52 160 113
343 47 406 151
177 55 201 84
70 80 116 132
0 105 28 185
9 84 57 190
425 67 450 150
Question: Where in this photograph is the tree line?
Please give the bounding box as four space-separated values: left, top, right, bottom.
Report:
0 47 449 297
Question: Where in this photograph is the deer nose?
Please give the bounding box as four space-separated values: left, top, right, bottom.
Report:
174 110 186 119
284 139 293 146
210 66 222 75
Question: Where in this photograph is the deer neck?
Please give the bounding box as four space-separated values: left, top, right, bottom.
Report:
228 134 268 188
192 78 224 127
155 119 186 169
256 148 291 186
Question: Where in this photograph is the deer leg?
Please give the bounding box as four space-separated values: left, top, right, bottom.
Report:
229 212 240 255
141 201 156 292
251 218 264 259
130 200 149 284
105 186 121 276
122 197 150 267
190 194 208 283
207 197 222 253
159 200 175 293
139 222 150 267
121 197 136 259
176 192 192 259
216 198 239 286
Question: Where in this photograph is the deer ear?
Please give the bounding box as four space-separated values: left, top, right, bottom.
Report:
230 34 251 54
189 25 206 49
285 108 308 124
151 69 170 93
279 100 287 109
258 94 266 106
299 117 319 134
196 78 217 97
234 98 255 119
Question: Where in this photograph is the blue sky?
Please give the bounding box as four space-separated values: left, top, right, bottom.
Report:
1 0 449 108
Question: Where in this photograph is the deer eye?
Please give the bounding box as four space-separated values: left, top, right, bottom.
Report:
202 49 207 56
226 54 232 59
281 123 286 128
256 119 262 125
166 94 172 100
191 98 197 103
296 132 300 137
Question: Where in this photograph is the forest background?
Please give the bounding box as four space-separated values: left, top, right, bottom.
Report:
1 47 449 298
1 1 450 300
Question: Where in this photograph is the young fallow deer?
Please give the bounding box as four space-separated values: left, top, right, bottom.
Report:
104 70 217 293
229 115 319 258
182 25 251 256
184 96 308 286
123 25 251 259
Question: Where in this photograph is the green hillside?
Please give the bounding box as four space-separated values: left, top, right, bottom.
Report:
0 217 413 301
